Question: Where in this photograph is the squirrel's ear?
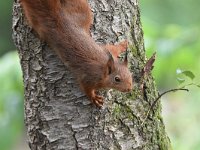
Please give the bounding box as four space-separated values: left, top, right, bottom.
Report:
124 49 128 66
106 52 115 75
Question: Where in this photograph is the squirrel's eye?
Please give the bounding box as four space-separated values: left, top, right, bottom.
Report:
114 76 121 83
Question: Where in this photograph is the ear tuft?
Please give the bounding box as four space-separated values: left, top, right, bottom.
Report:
124 49 128 66
106 51 115 75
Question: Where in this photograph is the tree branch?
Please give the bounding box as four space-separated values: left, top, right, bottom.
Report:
141 88 189 126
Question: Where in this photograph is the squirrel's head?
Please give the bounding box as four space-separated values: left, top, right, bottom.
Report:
103 51 133 92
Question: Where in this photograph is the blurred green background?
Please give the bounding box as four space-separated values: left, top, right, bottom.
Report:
0 0 199 150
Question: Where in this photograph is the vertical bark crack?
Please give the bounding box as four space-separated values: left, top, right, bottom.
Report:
70 125 79 150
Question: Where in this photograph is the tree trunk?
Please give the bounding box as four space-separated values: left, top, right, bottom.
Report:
12 0 172 149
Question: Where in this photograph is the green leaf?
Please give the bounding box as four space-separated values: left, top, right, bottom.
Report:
196 84 200 88
182 71 195 80
176 69 195 80
176 78 185 84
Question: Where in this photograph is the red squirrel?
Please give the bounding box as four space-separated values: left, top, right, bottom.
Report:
21 0 133 107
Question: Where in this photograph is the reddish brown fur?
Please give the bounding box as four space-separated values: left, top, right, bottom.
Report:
21 0 133 107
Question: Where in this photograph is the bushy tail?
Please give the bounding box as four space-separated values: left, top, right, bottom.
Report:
20 0 106 67
21 0 62 38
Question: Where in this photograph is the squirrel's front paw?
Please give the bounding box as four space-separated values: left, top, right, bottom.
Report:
91 95 104 108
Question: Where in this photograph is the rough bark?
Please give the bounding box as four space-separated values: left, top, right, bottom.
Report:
12 0 172 150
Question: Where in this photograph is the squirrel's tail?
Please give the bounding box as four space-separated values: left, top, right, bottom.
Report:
21 0 106 66
21 0 62 39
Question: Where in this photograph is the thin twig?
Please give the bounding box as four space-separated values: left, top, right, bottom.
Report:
141 88 189 126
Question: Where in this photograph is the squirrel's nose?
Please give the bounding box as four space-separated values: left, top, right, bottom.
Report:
121 87 132 93
124 86 132 92
126 83 133 92
126 87 132 92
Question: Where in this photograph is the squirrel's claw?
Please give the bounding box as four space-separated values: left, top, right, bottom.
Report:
91 95 104 108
